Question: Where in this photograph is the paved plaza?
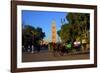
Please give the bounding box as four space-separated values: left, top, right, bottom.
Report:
22 51 89 62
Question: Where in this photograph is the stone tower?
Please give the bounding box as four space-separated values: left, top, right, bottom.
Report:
52 20 57 43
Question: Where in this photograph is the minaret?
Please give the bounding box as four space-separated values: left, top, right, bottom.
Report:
52 20 57 43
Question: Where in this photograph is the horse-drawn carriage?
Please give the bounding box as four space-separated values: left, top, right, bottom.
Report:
50 40 83 56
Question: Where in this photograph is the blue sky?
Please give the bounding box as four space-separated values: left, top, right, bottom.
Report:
22 10 68 42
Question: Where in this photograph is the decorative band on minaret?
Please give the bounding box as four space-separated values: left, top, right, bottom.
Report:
52 20 57 43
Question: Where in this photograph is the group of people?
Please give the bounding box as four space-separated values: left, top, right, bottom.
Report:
22 44 41 53
22 40 89 57
50 41 81 56
22 44 49 53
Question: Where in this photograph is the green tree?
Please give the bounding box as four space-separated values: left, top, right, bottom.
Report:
22 25 45 46
57 13 90 44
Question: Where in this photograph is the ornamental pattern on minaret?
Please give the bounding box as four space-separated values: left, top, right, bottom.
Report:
52 20 57 43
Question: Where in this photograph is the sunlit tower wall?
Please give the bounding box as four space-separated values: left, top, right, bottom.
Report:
52 20 57 43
